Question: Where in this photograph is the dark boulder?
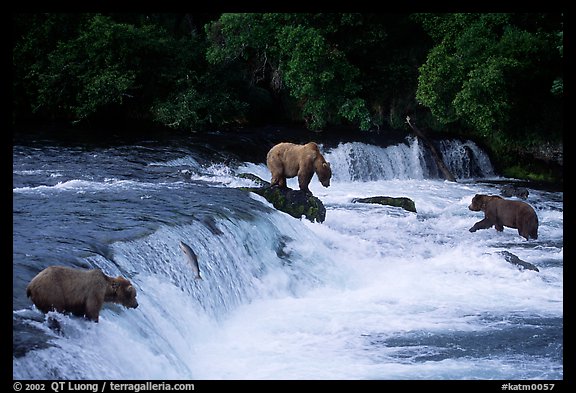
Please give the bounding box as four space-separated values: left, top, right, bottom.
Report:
238 173 326 223
352 196 416 213
237 173 271 188
500 184 529 199
497 250 539 272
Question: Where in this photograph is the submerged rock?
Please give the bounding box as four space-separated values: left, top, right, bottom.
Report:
497 250 539 272
352 196 417 213
500 184 529 199
237 173 326 223
237 173 271 188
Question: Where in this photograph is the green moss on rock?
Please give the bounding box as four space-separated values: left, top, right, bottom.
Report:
237 173 326 223
352 196 416 213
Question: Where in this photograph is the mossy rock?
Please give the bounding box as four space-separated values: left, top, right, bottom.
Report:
237 173 326 223
352 196 416 213
237 173 271 187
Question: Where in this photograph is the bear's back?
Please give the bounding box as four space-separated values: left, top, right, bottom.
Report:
27 266 107 314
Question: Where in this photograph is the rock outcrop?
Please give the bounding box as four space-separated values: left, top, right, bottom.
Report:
238 173 326 223
497 250 539 272
499 184 529 199
352 196 417 213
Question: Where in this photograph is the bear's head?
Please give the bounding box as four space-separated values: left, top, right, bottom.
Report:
111 276 139 309
468 194 487 211
469 194 502 212
317 161 332 188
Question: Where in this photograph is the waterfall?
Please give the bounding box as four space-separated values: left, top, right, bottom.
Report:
437 139 495 179
324 137 494 182
13 204 338 379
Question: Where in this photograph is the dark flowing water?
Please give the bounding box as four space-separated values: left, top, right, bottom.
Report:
12 130 563 380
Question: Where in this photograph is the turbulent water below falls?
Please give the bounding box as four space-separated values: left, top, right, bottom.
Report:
12 134 563 380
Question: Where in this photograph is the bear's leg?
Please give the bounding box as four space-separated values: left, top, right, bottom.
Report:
85 295 103 322
270 175 286 188
47 316 63 334
518 226 537 241
298 171 313 194
469 218 494 232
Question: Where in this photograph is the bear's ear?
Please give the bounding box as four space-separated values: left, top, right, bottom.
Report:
111 277 128 291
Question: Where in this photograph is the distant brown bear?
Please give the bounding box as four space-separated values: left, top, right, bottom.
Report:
468 194 538 240
266 142 332 194
26 266 138 322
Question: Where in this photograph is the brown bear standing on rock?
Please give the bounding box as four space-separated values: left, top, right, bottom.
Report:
468 194 538 240
26 266 138 322
266 142 332 194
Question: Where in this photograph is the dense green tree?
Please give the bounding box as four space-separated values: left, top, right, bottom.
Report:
13 13 243 130
414 13 563 151
206 13 365 130
13 13 91 121
205 13 428 131
15 14 166 121
551 24 563 96
13 11 562 161
13 13 430 133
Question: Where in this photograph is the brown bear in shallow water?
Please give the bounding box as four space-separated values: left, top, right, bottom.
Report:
468 194 538 240
26 266 138 322
266 142 332 194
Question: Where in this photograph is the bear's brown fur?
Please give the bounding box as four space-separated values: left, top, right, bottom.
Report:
266 142 332 194
468 194 538 240
26 266 138 322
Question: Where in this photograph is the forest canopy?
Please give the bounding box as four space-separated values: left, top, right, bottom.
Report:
13 12 563 157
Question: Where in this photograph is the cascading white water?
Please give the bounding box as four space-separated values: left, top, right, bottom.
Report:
438 139 495 179
13 203 340 379
13 136 562 380
324 137 494 182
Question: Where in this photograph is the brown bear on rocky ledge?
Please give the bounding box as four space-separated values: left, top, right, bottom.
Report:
26 265 138 322
266 142 332 194
468 194 538 240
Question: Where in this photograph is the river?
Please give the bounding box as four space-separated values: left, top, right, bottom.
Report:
12 128 563 380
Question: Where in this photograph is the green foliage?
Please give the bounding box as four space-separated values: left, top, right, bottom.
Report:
205 13 377 131
13 13 245 131
13 13 429 133
416 43 464 124
13 11 562 159
13 14 91 119
338 99 372 131
277 24 367 130
206 14 280 66
502 165 555 183
551 78 563 96
28 15 173 120
452 57 515 138
151 70 248 130
415 13 563 150
551 28 563 96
